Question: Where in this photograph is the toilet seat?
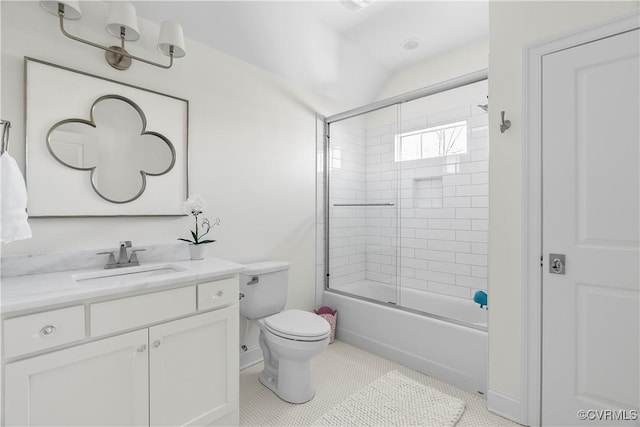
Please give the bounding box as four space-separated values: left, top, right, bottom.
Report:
263 309 331 342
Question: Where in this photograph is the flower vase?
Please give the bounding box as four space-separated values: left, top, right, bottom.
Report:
188 244 205 260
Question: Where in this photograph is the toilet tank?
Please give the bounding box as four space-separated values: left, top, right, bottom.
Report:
239 261 290 319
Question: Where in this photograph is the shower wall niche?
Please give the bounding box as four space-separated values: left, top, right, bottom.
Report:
322 79 489 313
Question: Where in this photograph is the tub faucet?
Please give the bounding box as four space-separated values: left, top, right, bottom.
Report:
97 241 145 269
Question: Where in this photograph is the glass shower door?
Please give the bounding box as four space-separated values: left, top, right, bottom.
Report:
322 72 489 324
326 105 400 305
395 80 489 315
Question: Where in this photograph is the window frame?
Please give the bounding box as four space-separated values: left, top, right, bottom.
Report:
394 119 468 162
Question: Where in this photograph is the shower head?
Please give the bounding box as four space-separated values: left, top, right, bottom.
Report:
477 104 488 112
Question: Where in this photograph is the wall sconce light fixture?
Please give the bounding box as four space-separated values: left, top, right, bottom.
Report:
39 1 186 70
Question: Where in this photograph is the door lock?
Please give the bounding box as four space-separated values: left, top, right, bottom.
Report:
549 254 566 274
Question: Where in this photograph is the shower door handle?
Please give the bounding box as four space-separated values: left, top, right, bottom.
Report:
333 203 395 207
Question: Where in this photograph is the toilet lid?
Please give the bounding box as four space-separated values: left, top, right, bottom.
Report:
264 309 331 340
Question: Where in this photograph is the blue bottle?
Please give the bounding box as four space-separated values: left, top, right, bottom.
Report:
473 290 488 309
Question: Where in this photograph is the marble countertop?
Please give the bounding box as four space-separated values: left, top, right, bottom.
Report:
1 256 246 315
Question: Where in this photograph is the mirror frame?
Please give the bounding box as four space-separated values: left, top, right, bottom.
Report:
46 94 177 204
25 57 189 217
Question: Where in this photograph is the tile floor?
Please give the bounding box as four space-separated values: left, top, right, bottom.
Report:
240 340 520 426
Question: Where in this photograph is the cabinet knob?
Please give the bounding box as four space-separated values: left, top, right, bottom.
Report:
212 290 223 299
152 340 161 348
137 344 147 354
39 325 56 337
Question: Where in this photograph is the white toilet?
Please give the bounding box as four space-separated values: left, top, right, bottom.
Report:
239 261 330 404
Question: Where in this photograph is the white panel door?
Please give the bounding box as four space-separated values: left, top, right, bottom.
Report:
4 329 149 426
149 306 239 426
542 29 640 426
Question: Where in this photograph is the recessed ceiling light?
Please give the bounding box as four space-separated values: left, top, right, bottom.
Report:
402 38 421 50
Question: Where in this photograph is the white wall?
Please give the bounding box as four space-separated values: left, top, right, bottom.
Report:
1 1 343 350
488 0 639 420
376 38 489 101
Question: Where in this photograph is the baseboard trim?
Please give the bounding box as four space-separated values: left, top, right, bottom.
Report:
487 389 523 425
239 346 263 370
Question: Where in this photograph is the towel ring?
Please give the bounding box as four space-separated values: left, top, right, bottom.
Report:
0 120 11 154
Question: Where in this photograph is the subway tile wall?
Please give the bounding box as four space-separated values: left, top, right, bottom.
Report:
325 121 369 288
322 105 488 301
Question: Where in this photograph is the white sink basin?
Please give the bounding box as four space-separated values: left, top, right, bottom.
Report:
73 263 187 286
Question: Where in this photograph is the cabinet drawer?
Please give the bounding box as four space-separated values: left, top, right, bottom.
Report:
198 276 238 311
3 306 85 358
91 287 195 337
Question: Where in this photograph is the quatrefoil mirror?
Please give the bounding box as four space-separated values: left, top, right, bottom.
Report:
47 95 176 204
25 58 189 216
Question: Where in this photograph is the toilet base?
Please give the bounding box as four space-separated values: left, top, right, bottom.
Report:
258 328 328 404
259 370 316 404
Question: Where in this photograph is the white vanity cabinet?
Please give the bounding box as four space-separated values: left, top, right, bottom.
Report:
149 306 238 426
5 329 150 426
2 275 239 427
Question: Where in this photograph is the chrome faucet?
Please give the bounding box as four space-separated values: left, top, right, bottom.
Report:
98 241 146 269
117 241 131 264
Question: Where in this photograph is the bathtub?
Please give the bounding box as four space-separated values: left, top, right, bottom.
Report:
322 280 488 395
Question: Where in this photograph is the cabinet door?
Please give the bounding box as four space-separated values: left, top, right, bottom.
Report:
5 329 149 426
149 306 239 426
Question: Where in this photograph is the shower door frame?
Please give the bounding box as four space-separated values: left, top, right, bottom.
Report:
323 68 489 295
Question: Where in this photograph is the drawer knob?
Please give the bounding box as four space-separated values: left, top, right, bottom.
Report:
212 290 223 299
39 325 56 337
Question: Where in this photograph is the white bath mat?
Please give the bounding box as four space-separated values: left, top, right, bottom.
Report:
312 370 465 427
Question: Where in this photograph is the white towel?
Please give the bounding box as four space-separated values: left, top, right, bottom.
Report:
1 151 32 243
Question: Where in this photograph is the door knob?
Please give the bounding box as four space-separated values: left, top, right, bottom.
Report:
549 254 566 274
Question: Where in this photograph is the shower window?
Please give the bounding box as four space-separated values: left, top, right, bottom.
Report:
394 120 468 162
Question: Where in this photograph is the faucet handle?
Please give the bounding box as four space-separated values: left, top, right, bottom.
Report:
120 241 132 248
97 251 117 266
129 249 146 265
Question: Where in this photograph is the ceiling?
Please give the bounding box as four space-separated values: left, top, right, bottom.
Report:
133 1 488 107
